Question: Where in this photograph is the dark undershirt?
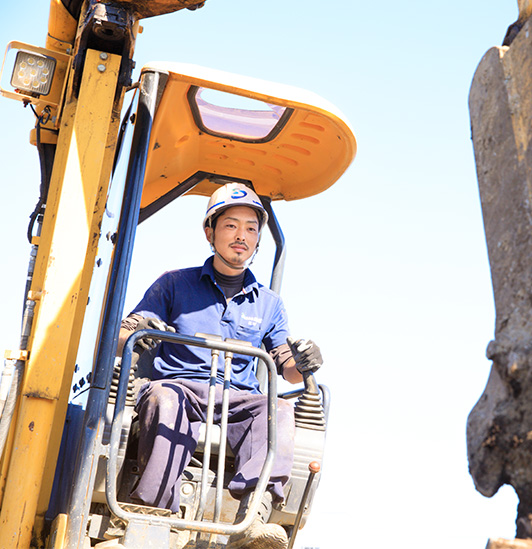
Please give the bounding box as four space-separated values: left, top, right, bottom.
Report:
213 268 246 299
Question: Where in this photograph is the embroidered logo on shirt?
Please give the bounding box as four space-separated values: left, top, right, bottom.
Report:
241 314 262 327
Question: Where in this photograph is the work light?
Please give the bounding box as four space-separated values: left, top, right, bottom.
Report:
10 50 56 96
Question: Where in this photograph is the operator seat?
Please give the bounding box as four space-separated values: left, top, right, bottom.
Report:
88 340 328 545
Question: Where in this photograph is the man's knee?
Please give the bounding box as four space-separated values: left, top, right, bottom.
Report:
139 381 187 418
249 398 293 429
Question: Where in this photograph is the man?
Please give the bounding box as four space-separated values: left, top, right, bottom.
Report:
118 183 322 548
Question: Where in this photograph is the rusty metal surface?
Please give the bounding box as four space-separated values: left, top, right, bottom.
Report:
115 0 206 19
467 14 532 538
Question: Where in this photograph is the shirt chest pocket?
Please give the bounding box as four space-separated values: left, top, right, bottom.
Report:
234 324 263 348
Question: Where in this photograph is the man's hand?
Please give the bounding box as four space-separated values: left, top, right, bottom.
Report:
134 317 176 351
287 337 323 374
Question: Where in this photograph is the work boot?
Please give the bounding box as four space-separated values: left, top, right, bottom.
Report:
227 491 288 549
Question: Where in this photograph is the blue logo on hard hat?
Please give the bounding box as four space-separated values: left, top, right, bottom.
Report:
231 189 247 199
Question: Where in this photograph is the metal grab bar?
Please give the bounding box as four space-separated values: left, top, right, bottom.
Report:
214 348 234 522
106 329 278 536
195 335 222 522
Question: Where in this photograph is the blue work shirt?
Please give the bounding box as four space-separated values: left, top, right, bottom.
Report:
130 256 290 393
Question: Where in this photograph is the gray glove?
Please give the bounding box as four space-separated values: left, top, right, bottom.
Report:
135 317 175 351
287 337 323 374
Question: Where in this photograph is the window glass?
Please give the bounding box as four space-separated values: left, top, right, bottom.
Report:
193 87 287 141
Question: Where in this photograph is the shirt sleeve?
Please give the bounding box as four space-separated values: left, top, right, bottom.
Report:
262 293 290 352
268 343 293 376
130 273 173 323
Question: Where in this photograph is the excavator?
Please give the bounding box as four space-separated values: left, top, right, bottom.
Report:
0 1 356 547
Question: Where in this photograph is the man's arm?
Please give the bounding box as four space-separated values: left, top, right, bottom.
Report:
286 337 323 383
116 314 175 356
269 343 303 384
269 339 322 384
282 357 303 384
116 313 143 356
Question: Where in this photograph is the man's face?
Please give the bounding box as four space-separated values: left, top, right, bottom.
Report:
205 205 260 272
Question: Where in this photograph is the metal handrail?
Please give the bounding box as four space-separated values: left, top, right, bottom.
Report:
106 329 278 536
214 348 234 523
194 335 222 522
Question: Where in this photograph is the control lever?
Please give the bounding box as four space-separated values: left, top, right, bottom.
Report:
286 337 319 395
287 461 321 549
286 338 325 430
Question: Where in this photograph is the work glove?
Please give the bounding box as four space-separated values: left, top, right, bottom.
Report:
287 336 323 374
134 317 175 351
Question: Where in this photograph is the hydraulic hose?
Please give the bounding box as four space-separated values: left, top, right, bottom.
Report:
0 287 37 458
0 111 52 458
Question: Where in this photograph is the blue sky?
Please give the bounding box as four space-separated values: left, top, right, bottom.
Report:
0 1 521 547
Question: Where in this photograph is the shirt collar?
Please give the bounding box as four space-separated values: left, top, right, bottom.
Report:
201 256 260 296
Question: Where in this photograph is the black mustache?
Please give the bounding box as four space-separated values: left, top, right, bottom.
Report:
230 242 249 250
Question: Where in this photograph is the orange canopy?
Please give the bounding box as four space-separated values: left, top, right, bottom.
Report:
139 62 356 213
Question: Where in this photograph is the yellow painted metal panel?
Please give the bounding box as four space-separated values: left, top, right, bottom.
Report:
46 0 77 49
25 50 120 399
48 512 68 549
0 395 19 505
0 397 56 546
0 50 121 548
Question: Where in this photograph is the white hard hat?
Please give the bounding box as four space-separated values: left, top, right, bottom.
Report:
203 183 268 229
